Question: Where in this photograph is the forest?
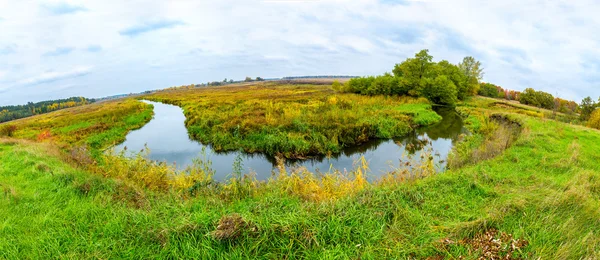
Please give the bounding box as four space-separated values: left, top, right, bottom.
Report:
0 97 94 123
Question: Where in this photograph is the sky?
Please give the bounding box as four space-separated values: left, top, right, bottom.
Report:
1 0 599 105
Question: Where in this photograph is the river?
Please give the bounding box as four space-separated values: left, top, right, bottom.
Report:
114 100 467 181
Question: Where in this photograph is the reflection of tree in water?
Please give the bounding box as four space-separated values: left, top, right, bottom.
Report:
417 107 465 140
396 107 465 155
278 107 466 165
282 138 387 165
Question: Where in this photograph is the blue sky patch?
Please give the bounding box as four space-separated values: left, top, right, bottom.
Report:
43 2 87 15
119 20 184 37
43 47 74 57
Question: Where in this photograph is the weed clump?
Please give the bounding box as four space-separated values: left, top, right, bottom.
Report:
464 229 529 259
35 163 51 173
210 214 257 241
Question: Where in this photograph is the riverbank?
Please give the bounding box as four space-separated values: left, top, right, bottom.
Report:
1 86 599 258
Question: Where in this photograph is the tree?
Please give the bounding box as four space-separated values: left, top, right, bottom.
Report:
519 88 540 107
256 77 264 81
392 49 434 96
366 75 398 95
478 83 501 98
244 77 253 82
458 56 483 95
580 96 596 121
587 108 600 129
519 88 554 109
422 75 458 105
434 60 468 99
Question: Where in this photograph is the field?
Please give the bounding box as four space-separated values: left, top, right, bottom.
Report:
1 83 600 258
143 83 441 158
2 99 153 153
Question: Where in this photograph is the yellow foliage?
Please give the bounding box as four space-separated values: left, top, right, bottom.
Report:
587 109 600 130
269 156 369 202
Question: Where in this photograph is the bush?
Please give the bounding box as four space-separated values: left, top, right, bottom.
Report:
479 83 501 98
0 125 17 137
587 109 600 129
520 88 554 109
331 80 343 91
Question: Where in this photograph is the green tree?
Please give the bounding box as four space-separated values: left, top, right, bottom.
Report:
458 56 483 95
392 49 434 96
479 83 501 98
366 75 398 95
422 75 458 105
519 88 540 107
435 60 468 99
580 96 596 121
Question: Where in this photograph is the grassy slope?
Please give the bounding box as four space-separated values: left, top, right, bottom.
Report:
1 96 599 258
143 83 440 158
2 99 153 151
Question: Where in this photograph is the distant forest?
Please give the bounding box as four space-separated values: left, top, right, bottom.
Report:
0 97 94 123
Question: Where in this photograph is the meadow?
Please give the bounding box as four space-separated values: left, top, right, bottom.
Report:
0 82 599 258
143 83 441 158
1 99 153 158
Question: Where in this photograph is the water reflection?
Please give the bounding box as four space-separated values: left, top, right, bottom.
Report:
115 101 466 181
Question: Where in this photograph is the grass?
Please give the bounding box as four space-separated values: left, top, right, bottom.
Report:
1 89 599 258
0 99 153 158
143 83 440 158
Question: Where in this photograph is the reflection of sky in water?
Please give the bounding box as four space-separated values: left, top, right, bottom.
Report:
115 101 466 181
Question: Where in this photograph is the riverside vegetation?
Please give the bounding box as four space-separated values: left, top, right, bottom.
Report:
144 83 440 158
2 52 600 258
1 89 600 258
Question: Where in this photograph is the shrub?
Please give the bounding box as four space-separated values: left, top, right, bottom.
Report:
587 109 600 130
0 125 17 137
479 83 501 98
520 88 554 109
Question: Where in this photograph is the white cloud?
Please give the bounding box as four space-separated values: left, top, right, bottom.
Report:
18 66 93 86
0 0 599 104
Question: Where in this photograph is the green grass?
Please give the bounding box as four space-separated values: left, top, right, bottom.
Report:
395 103 442 125
2 99 153 151
1 93 600 258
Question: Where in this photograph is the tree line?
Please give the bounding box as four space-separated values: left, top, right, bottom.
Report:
478 82 578 114
0 97 94 123
335 49 483 105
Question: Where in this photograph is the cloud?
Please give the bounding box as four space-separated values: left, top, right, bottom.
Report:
43 47 75 57
119 20 185 37
86 45 102 52
42 2 87 15
0 46 16 55
2 0 600 104
18 67 93 86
